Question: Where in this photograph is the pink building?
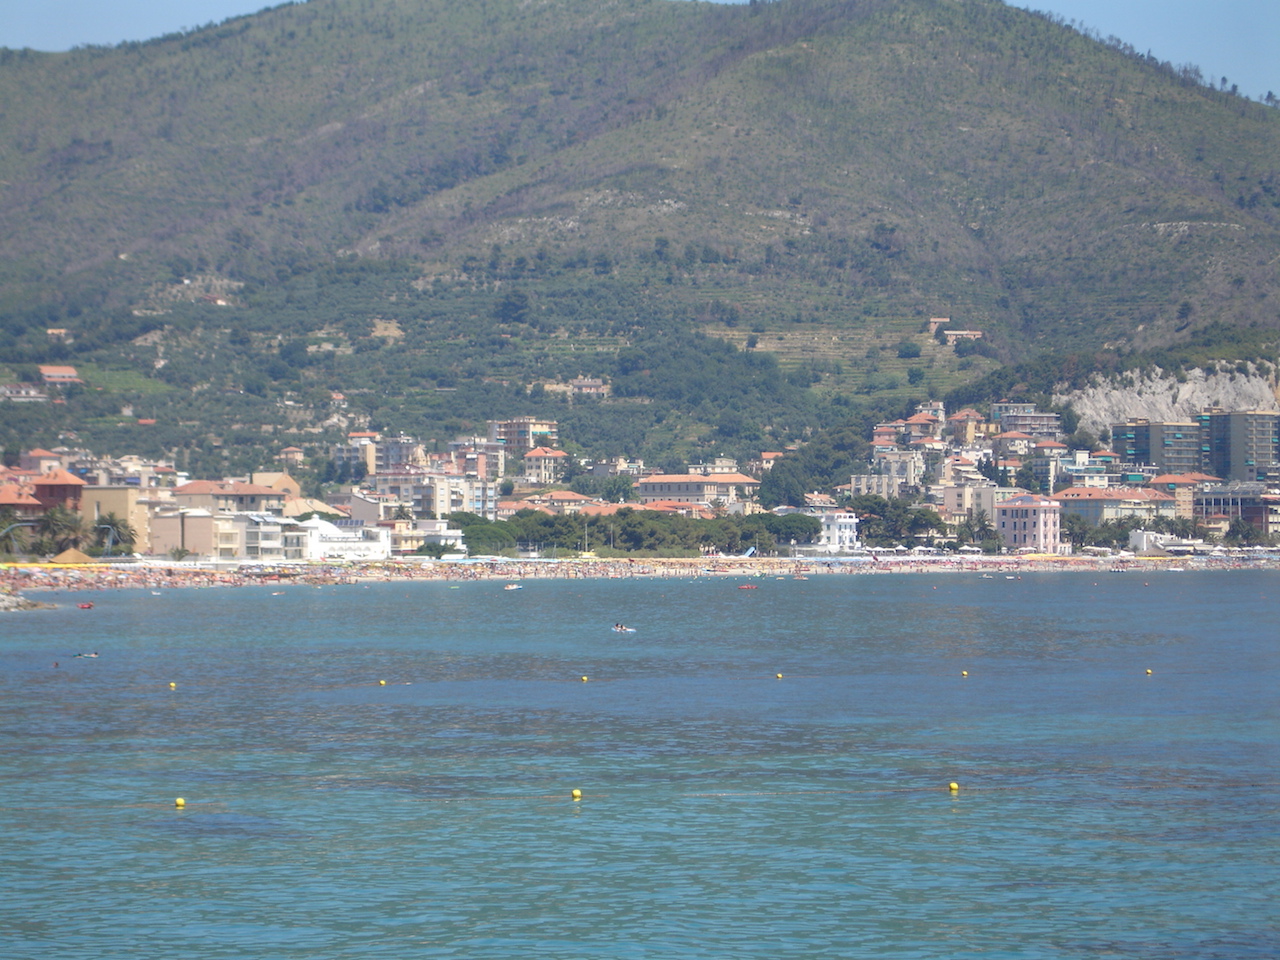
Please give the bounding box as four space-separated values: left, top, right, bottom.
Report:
995 494 1062 553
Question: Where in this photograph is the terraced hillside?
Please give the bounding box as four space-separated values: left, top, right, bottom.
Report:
1 0 1278 470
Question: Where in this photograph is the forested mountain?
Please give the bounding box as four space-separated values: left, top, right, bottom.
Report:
2 0 1278 474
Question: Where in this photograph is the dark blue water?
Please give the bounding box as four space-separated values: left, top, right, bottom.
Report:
2 571 1277 958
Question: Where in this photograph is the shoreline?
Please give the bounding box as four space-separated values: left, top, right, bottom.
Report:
3 552 1278 606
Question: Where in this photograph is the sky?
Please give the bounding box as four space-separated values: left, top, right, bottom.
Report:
1 0 1277 101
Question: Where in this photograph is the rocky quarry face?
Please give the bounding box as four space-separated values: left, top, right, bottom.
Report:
1055 364 1280 433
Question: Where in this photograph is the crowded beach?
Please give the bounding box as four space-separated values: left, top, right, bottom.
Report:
4 551 1279 609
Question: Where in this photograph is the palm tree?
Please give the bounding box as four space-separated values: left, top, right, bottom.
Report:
972 509 995 543
95 512 137 555
0 507 35 555
37 505 90 554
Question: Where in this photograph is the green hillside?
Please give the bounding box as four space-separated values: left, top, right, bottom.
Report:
1 0 1278 472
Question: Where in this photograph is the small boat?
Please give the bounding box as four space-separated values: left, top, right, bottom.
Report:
738 584 758 590
979 574 994 580
504 583 523 591
77 602 94 609
612 625 636 633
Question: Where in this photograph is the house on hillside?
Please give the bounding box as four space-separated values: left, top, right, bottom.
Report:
524 447 570 485
38 365 82 385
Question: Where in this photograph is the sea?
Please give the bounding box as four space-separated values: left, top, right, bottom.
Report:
1 569 1276 959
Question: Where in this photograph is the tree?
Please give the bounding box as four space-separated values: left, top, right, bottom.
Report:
1060 512 1090 548
971 509 995 543
37 506 89 554
758 459 807 508
0 508 34 555
1225 517 1268 546
94 512 137 554
1014 463 1039 492
494 290 530 325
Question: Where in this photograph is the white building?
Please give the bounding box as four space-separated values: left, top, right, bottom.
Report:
297 517 392 561
815 511 860 554
368 471 500 521
232 513 307 562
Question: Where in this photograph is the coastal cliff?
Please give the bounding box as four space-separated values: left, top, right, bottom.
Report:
1056 364 1280 433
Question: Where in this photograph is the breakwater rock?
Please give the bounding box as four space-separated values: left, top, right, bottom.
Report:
0 590 54 612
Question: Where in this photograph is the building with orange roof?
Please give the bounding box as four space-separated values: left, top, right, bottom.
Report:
172 480 285 515
902 411 943 442
578 502 630 517
1052 486 1176 525
20 448 63 473
0 481 44 518
38 365 82 385
517 489 597 515
636 500 717 519
30 468 87 512
744 451 787 475
635 472 760 508
946 408 988 444
1146 474 1216 519
993 431 1036 458
523 446 570 485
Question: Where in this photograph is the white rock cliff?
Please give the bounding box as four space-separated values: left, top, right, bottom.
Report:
1054 364 1279 433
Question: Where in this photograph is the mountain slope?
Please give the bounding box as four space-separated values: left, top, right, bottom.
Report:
1 0 1279 467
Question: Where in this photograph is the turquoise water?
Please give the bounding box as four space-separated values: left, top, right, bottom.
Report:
2 570 1276 959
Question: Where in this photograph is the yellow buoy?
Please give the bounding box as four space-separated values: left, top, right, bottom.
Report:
175 797 185 807
776 673 783 679
571 788 582 800
1145 669 1153 675
961 670 968 678
948 782 959 792
379 679 387 686
581 676 589 682
168 682 176 689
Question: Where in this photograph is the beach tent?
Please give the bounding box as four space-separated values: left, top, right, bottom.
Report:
50 547 94 564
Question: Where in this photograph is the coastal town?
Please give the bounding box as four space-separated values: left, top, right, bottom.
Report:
4 399 1279 588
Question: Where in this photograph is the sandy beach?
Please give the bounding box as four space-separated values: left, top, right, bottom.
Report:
3 551 1277 605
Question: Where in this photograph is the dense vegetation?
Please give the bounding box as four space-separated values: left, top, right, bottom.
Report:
2 0 1278 471
446 507 825 558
